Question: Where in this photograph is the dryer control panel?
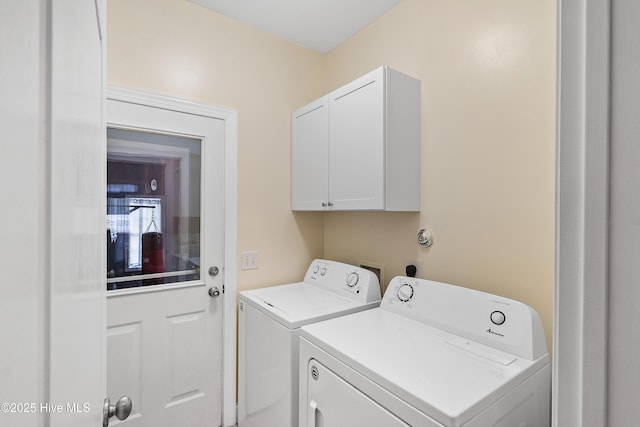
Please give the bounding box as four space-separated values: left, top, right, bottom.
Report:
382 276 547 361
304 259 381 304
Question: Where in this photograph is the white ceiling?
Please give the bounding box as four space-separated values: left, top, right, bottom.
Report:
187 0 402 54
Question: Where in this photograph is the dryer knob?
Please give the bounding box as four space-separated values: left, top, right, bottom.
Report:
397 284 414 303
346 272 360 287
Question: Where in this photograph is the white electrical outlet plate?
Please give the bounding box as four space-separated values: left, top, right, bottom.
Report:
241 251 259 270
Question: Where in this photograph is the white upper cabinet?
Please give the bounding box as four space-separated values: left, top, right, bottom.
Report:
292 66 420 211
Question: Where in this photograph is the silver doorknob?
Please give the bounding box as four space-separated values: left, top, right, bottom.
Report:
209 286 220 298
103 396 132 427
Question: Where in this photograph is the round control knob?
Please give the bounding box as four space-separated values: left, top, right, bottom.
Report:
490 310 506 325
397 283 414 303
320 268 327 276
346 272 360 287
313 265 319 274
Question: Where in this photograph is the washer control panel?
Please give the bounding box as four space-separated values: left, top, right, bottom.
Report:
304 259 381 304
381 276 548 360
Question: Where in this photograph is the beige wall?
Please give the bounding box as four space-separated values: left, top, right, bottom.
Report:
108 0 556 349
324 0 556 349
108 0 327 289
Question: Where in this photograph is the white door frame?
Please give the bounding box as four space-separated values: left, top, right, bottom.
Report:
106 85 238 427
554 0 609 425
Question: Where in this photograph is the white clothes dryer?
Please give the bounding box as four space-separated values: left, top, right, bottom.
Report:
238 259 381 427
299 276 550 427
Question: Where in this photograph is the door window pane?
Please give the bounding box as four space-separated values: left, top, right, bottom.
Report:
107 128 201 290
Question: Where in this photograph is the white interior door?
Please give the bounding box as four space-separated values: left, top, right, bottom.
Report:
3 0 109 425
105 91 225 426
49 0 107 426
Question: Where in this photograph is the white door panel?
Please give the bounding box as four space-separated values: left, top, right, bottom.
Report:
107 323 143 425
108 285 221 426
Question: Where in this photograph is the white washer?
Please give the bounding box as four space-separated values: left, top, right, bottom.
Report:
238 259 381 427
299 276 551 427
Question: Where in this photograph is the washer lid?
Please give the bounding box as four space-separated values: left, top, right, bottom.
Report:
300 309 550 426
241 283 377 329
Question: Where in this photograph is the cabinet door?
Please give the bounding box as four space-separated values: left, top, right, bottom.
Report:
292 96 329 210
329 68 385 210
